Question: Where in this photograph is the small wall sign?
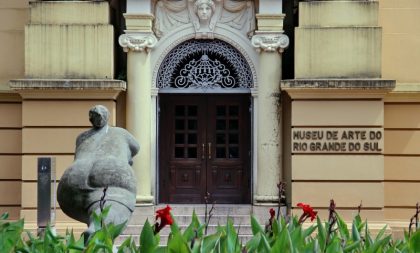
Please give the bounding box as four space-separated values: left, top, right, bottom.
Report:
292 128 383 154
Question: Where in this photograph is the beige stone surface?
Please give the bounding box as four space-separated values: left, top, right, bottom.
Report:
299 1 378 27
0 0 27 91
0 9 28 31
292 182 384 208
384 130 420 154
0 155 21 179
30 1 109 24
385 156 420 180
291 208 384 222
126 51 153 202
385 103 420 128
25 25 114 78
385 207 419 220
0 181 21 205
124 14 154 32
22 128 87 154
295 27 381 78
22 100 116 127
0 93 21 103
380 0 420 8
292 100 383 126
22 155 73 180
0 0 28 8
380 0 420 83
0 103 21 127
385 182 420 206
21 209 83 223
255 14 284 32
381 34 420 83
21 182 36 208
380 8 420 34
255 52 282 201
292 155 384 180
0 130 21 153
0 206 21 220
0 31 25 90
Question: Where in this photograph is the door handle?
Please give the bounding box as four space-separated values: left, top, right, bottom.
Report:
202 144 205 160
208 142 212 159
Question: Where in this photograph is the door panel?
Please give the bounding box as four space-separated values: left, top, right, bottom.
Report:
159 95 206 203
159 95 250 204
206 96 251 203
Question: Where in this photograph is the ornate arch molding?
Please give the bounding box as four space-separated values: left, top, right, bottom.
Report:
151 27 258 92
151 0 258 92
157 39 254 91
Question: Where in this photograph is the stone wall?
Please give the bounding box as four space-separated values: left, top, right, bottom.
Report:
0 0 28 220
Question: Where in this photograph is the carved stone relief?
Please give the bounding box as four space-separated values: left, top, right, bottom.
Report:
156 39 254 90
154 0 255 39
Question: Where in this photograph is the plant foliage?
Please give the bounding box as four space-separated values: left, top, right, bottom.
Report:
1 208 420 253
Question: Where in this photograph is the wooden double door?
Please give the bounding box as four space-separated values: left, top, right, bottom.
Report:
159 94 251 204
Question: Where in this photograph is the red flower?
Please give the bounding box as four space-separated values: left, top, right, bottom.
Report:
297 202 317 223
154 205 173 234
269 208 275 220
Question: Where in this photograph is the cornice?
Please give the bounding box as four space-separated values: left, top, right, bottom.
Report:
280 79 396 99
9 79 126 100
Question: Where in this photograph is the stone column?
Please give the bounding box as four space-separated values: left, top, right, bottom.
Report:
251 33 289 204
119 28 157 204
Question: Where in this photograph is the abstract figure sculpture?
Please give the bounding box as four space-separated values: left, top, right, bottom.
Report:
57 105 139 239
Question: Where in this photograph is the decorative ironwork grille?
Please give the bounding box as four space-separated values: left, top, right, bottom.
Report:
157 39 253 90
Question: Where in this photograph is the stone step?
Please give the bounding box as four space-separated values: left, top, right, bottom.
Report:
122 224 253 235
130 204 252 216
128 214 254 226
115 233 254 247
127 204 278 224
114 204 281 247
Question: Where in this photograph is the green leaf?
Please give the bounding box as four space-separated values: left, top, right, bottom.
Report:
200 232 222 253
250 215 264 236
245 232 261 253
337 214 350 240
344 240 361 253
182 210 202 243
325 235 343 253
365 220 373 249
375 225 388 242
316 216 327 252
117 236 137 253
271 225 292 253
155 246 169 253
223 218 240 253
409 229 420 252
272 219 280 238
140 219 158 253
1 212 9 220
352 220 361 242
257 232 271 252
108 221 127 241
303 225 317 239
367 235 392 253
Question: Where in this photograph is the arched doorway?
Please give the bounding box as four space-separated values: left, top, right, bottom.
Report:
157 39 253 204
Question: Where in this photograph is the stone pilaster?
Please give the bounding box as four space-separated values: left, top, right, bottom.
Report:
119 14 157 204
251 18 289 203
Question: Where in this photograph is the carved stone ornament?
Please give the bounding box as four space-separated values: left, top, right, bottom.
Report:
157 39 254 90
251 34 290 53
118 33 158 52
154 0 255 39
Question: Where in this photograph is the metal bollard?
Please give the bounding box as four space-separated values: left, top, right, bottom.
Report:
37 157 56 231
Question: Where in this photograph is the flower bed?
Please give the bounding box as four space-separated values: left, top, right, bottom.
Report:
1 203 420 253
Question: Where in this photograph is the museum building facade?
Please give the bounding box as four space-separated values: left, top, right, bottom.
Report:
0 0 419 236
